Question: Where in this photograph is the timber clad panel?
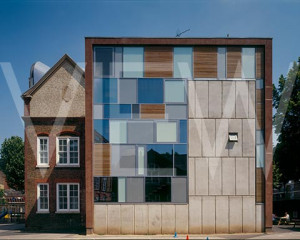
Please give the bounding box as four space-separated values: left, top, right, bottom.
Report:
94 144 110 176
256 89 264 104
194 47 217 78
256 103 265 130
256 48 265 79
256 168 265 203
227 47 242 78
144 47 173 77
141 104 165 119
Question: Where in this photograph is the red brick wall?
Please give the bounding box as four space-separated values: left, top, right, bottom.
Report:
24 117 85 231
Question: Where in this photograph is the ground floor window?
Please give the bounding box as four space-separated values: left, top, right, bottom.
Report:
37 183 49 212
56 183 80 212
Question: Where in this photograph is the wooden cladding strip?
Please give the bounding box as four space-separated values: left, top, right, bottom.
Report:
194 46 217 78
256 47 265 79
227 47 242 78
256 103 265 130
94 144 110 176
140 104 165 119
144 46 173 77
256 168 265 203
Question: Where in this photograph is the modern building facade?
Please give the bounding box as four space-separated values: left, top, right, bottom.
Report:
23 37 272 234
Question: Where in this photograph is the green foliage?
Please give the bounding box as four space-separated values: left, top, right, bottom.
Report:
273 162 282 189
0 190 6 204
273 59 300 183
0 136 24 192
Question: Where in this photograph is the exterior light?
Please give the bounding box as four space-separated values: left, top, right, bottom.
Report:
228 132 238 142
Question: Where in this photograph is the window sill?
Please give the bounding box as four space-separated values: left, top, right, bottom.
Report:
55 165 80 168
36 165 50 168
55 211 80 214
36 211 50 214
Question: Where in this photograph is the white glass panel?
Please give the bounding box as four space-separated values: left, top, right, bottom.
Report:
123 47 143 78
256 144 265 168
174 47 193 79
242 48 255 79
118 178 126 202
156 122 177 142
109 121 127 143
138 147 145 175
165 80 185 103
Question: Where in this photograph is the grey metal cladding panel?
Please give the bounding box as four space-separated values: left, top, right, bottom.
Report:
218 47 226 79
165 105 187 119
128 121 154 144
114 47 123 78
119 79 137 104
127 177 144 202
111 145 136 176
171 177 187 203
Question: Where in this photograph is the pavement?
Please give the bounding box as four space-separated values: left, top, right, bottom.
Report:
0 224 299 239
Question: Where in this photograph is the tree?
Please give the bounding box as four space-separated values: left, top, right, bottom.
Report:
273 58 300 184
0 136 24 192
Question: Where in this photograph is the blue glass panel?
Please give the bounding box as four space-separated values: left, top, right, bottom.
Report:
180 120 187 143
138 78 163 103
94 120 109 143
104 104 131 119
147 144 173 176
174 144 187 176
94 78 118 104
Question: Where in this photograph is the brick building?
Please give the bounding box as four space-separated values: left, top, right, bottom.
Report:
23 37 272 234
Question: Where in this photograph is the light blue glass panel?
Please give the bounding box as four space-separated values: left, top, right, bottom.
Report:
110 120 127 143
94 78 118 104
242 48 255 79
256 144 265 168
123 47 144 78
93 105 103 119
104 104 131 119
138 78 163 103
256 79 264 89
165 80 185 103
218 47 226 79
256 130 264 144
174 47 193 79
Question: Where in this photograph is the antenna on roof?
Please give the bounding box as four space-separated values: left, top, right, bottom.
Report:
176 29 190 38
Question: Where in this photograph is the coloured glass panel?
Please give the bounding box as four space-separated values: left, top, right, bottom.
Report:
156 122 177 143
180 120 187 143
128 121 154 144
94 47 113 78
126 178 144 202
119 79 137 104
109 121 127 144
174 144 187 176
174 47 193 79
165 80 185 103
94 78 118 104
123 47 144 78
94 120 109 143
165 105 187 119
138 78 163 103
118 178 126 202
104 104 131 119
242 48 255 79
111 145 136 176
171 178 187 203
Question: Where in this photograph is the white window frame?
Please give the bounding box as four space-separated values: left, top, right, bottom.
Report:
37 183 49 213
37 137 49 167
56 137 80 167
56 183 80 213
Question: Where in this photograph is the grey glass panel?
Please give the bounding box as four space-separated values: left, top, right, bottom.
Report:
93 105 103 119
128 121 154 144
119 79 137 104
165 105 187 119
242 48 255 79
256 79 264 89
111 145 136 176
118 178 126 202
94 177 118 202
114 47 123 78
132 104 140 119
145 177 171 202
126 178 144 202
256 130 264 144
147 144 173 176
94 47 113 78
218 47 226 79
171 178 187 203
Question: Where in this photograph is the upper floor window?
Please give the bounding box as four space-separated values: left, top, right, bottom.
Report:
56 183 80 212
37 137 49 167
56 137 79 166
37 183 49 212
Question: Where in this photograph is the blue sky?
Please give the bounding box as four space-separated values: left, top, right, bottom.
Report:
0 0 299 145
